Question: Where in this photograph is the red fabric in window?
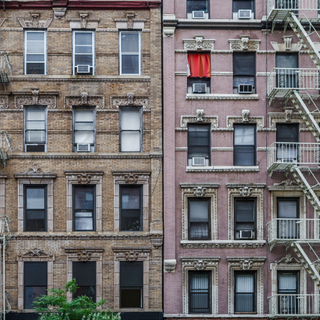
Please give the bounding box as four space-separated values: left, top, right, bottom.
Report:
188 53 211 78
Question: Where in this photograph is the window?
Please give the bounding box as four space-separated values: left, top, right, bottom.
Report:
24 262 47 309
233 53 255 94
276 124 299 162
120 186 142 231
24 185 47 231
233 0 254 19
73 107 96 152
119 31 141 75
233 124 256 166
188 124 211 166
277 271 299 314
189 271 211 314
187 53 211 93
73 185 95 231
234 272 256 313
24 106 47 152
73 261 96 301
189 198 210 240
277 198 299 239
73 31 95 75
234 198 256 240
120 261 143 308
24 30 46 75
187 0 209 18
276 53 298 88
120 107 142 152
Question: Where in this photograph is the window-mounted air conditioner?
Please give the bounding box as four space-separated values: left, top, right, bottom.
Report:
238 84 253 94
192 11 205 19
239 230 254 239
192 157 206 166
238 9 252 19
77 144 90 152
76 65 91 74
192 83 207 94
25 144 45 152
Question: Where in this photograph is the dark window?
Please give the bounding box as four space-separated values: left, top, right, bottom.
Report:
24 106 47 152
189 271 211 313
120 261 143 308
277 198 299 239
276 53 299 88
189 198 210 240
233 53 255 93
120 107 142 152
73 261 96 301
233 0 254 18
278 271 299 314
187 0 209 15
24 185 46 231
235 198 256 240
235 271 256 313
120 186 142 231
234 124 256 166
73 107 96 152
188 124 211 166
276 124 299 162
73 185 95 231
24 262 47 309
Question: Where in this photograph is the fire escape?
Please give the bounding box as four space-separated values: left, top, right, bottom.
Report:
267 0 320 317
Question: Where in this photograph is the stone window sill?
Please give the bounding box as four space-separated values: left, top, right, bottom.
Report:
180 240 266 248
186 93 259 100
164 314 268 318
186 166 259 173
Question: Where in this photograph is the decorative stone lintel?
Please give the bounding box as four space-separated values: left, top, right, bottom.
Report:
13 90 58 109
181 114 218 129
65 94 105 109
112 247 151 261
14 164 57 179
226 115 264 130
68 12 100 29
64 247 104 254
181 240 266 249
112 170 151 176
181 257 220 269
18 248 55 261
275 253 301 265
229 36 260 51
227 257 266 263
64 170 104 177
110 93 150 112
226 183 266 189
183 35 215 52
270 38 302 52
164 259 177 273
17 14 52 29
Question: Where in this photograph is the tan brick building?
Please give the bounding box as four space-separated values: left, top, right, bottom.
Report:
0 1 162 319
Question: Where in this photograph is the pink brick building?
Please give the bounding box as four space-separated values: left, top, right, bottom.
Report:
163 0 320 319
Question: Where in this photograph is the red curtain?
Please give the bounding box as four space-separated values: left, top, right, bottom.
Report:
188 53 211 78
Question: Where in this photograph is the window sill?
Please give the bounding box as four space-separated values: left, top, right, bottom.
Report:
186 166 259 173
186 93 259 100
164 314 268 318
180 240 266 249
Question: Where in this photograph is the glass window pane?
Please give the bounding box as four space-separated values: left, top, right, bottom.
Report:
75 33 92 45
236 274 254 292
190 222 209 239
27 32 44 41
190 201 209 221
26 131 46 143
75 131 94 144
121 289 142 308
121 109 140 130
26 110 45 121
234 126 255 145
27 54 45 62
26 63 45 75
121 132 141 152
25 286 46 309
27 42 44 54
279 274 297 291
75 46 93 54
74 123 94 131
75 217 93 230
187 0 208 12
74 188 94 209
236 201 254 222
121 188 140 209
236 294 254 312
75 55 93 65
278 200 298 218
26 188 45 209
26 121 45 130
121 55 139 74
121 33 139 53
75 110 94 122
26 210 45 219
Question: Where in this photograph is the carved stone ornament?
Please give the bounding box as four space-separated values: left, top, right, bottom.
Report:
283 36 293 51
31 88 40 105
53 8 67 19
274 179 298 187
164 259 177 273
242 109 250 122
270 37 302 52
18 248 54 261
77 173 91 184
163 27 175 38
65 94 104 109
181 115 218 129
125 250 139 261
285 109 293 122
227 116 264 130
196 109 204 122
193 186 207 197
181 257 220 270
239 187 253 197
193 260 208 271
113 247 151 262
22 164 45 174
275 253 301 265
68 13 100 29
150 237 163 249
17 13 52 29
80 13 88 28
183 35 215 52
111 93 150 112
14 89 57 109
240 259 253 270
229 36 260 51
126 13 135 29
77 250 92 262
124 174 138 184
0 96 9 109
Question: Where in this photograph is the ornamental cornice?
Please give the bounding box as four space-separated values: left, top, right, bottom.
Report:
17 14 52 29
229 35 261 51
183 35 215 52
181 257 220 270
14 164 57 179
18 248 55 261
226 183 266 189
181 110 218 129
180 240 266 249
112 247 151 261
110 93 150 112
65 93 105 109
269 112 315 129
180 183 220 189
227 115 264 130
12 89 58 109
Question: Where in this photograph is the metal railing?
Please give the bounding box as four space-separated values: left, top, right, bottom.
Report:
269 294 320 316
268 218 320 242
268 0 320 14
267 142 320 170
268 68 320 97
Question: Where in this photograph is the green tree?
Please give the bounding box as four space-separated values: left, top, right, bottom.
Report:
33 279 121 320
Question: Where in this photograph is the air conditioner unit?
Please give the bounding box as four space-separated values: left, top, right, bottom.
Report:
76 65 91 74
77 144 90 152
192 157 206 166
25 144 45 152
239 230 254 239
238 84 253 94
192 83 207 94
192 11 205 19
238 9 252 19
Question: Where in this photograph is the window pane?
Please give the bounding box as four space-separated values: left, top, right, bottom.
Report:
190 200 209 222
25 286 46 309
26 110 45 121
121 132 141 152
74 187 94 209
121 289 142 308
189 272 210 313
26 63 45 75
279 273 298 292
121 188 140 209
190 222 209 239
26 121 46 130
26 131 46 143
27 42 44 54
233 0 253 11
75 131 94 144
25 262 47 286
26 188 45 209
236 200 254 222
75 110 94 122
278 200 298 218
121 55 139 74
27 32 44 41
234 126 255 145
26 210 45 220
120 261 143 287
121 109 140 130
75 46 93 54
75 217 93 230
276 53 298 68
75 55 93 65
75 123 94 131
74 286 95 300
276 124 299 142
236 294 254 312
73 262 96 286
75 33 92 45
187 0 208 12
236 274 254 292
27 54 45 62
234 146 255 166
233 53 255 76
121 33 139 53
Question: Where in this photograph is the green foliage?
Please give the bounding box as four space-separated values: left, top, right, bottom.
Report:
33 279 121 320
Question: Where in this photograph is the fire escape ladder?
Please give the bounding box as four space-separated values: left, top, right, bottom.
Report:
287 13 320 70
290 166 320 214
290 90 320 143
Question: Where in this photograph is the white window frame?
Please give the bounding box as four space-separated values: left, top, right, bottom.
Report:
119 31 142 75
72 30 95 75
24 30 47 75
